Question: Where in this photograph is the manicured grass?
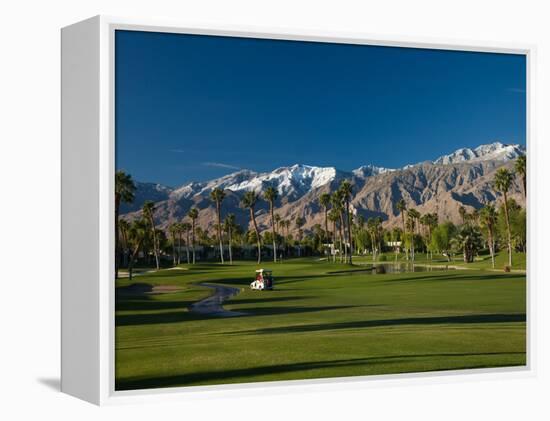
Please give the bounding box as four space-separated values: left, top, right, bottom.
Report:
354 251 527 271
115 258 526 390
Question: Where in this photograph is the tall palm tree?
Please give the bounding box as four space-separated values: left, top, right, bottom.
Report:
331 191 345 263
241 191 261 264
115 170 136 279
169 223 178 266
396 199 408 260
127 219 148 280
280 219 289 257
295 216 306 257
181 222 191 264
223 214 236 265
367 217 378 261
328 209 339 262
479 205 498 269
407 208 420 262
319 192 331 260
515 155 526 199
494 168 514 267
188 208 199 264
142 201 160 270
339 180 354 264
274 214 281 236
210 188 226 264
118 219 130 268
264 186 279 263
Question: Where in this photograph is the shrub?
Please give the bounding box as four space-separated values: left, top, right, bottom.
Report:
378 254 388 262
375 265 386 274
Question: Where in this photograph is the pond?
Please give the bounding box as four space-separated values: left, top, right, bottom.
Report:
353 262 456 274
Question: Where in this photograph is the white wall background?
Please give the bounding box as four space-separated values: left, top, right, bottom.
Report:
0 0 548 419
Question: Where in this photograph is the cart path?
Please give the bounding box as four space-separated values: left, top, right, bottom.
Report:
189 283 246 317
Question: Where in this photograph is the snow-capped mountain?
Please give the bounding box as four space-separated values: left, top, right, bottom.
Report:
352 164 395 178
432 142 525 165
121 142 526 231
172 164 342 201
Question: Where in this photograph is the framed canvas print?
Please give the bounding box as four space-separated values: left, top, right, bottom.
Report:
61 16 533 405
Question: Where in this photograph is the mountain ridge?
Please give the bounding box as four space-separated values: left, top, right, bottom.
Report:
120 142 526 232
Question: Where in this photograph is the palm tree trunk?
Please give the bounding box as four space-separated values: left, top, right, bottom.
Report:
115 196 120 279
147 214 160 270
192 221 196 264
270 203 277 263
338 214 345 263
332 220 337 262
186 231 190 264
324 208 329 261
401 213 408 261
228 229 233 265
216 203 224 264
171 233 176 266
177 232 181 265
503 192 513 267
346 204 353 264
250 208 261 264
488 228 495 269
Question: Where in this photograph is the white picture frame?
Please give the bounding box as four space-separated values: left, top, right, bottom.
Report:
61 15 535 405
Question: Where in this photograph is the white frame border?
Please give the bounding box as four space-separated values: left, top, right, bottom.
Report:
93 15 535 405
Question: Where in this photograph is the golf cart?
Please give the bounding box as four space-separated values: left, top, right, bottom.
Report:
250 269 273 291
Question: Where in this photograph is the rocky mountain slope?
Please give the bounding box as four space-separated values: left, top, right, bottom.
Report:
121 142 526 233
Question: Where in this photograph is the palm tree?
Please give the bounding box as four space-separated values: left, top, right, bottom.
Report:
188 208 199 264
494 168 514 267
274 214 281 236
223 213 236 265
328 209 340 262
181 222 191 264
407 208 420 262
210 188 226 264
339 180 354 264
264 186 279 263
331 191 345 263
127 219 148 280
241 191 261 264
142 201 160 270
367 217 378 261
479 205 498 269
515 155 526 199
169 223 178 266
319 192 331 260
280 219 289 257
396 199 408 260
118 218 130 268
459 206 467 225
451 224 483 263
115 170 136 279
295 216 306 257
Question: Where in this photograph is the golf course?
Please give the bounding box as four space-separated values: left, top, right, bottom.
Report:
115 255 526 391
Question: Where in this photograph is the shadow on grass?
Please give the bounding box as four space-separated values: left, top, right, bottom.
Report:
226 313 527 335
375 273 524 285
115 351 526 390
115 304 364 326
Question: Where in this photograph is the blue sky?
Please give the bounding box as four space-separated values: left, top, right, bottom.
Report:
115 30 526 187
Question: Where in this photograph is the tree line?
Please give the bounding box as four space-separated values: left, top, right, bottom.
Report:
115 155 526 278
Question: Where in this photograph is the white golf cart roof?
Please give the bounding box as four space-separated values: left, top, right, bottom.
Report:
255 269 272 273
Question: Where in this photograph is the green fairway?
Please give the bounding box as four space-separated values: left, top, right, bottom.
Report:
115 258 526 391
